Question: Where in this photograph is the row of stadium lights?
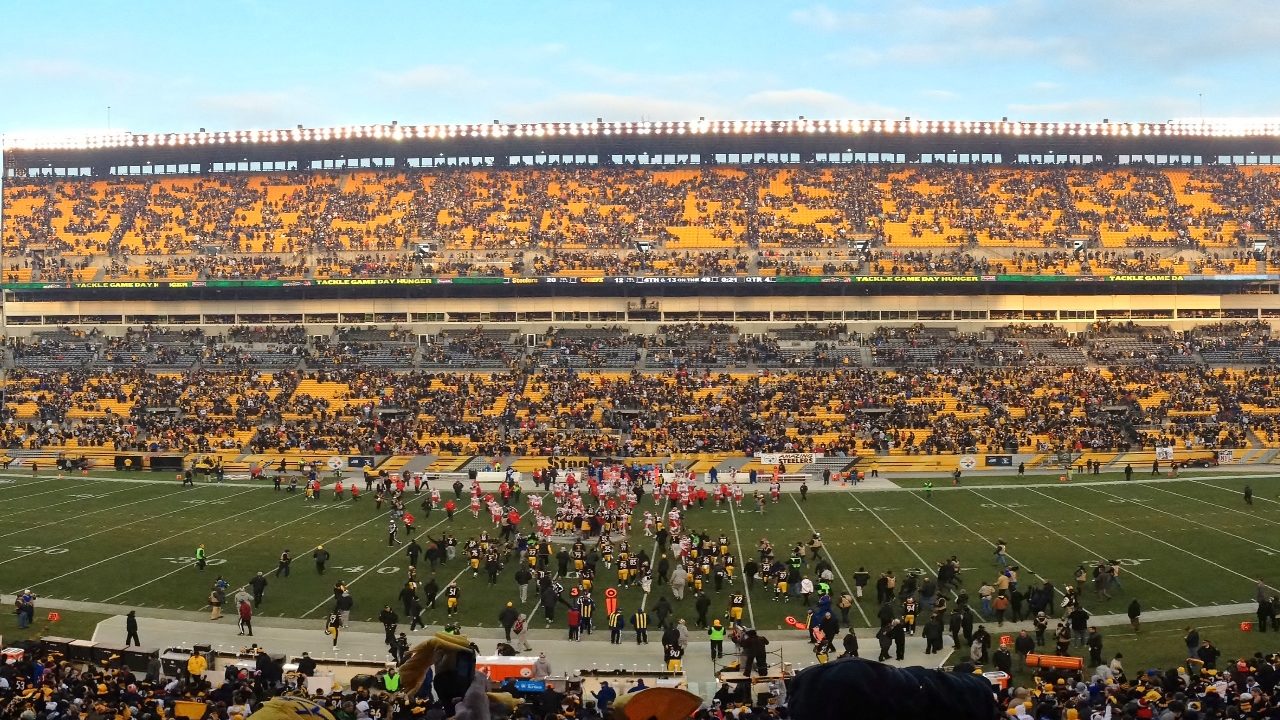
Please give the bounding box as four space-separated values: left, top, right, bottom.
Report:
9 118 1280 151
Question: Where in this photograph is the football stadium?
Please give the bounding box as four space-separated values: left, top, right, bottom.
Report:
5 114 1280 720
5 6 1280 720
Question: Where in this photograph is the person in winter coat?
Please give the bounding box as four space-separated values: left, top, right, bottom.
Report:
237 599 253 637
1013 630 1035 668
694 592 712 628
498 602 519 641
1196 640 1220 670
840 630 859 658
675 618 689 649
514 613 532 651
921 614 945 655
208 585 225 620
541 586 561 625
653 596 673 628
818 612 839 654
877 621 895 661
532 651 552 678
789 658 997 720
670 566 687 600
125 611 141 646
992 646 1012 674
971 625 991 663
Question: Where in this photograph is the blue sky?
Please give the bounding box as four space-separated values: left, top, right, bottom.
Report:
1 0 1276 137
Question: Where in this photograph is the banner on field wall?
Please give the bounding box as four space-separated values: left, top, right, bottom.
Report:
1217 449 1235 464
1155 446 1175 461
756 452 823 466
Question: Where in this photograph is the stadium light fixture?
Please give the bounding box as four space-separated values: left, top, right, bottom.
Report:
10 115 1280 152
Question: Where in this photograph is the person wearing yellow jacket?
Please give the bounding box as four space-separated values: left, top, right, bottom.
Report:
186 650 207 681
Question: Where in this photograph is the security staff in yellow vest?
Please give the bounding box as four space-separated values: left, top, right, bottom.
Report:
608 609 625 644
382 667 401 692
632 608 649 645
708 618 727 660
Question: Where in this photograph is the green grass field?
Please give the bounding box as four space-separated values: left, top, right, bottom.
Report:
2 469 1279 649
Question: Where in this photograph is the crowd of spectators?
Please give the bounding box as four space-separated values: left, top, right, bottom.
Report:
7 637 1280 720
10 165 1280 283
6 320 1280 457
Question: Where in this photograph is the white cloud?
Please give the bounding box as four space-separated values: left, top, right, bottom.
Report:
1004 96 1201 122
373 65 472 90
822 46 882 68
529 43 567 58
569 63 745 91
194 89 316 128
498 92 717 124
920 89 960 101
738 89 899 119
0 58 133 85
1005 99 1113 119
789 5 864 32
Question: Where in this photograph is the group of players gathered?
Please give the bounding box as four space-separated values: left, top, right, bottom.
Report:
287 461 833 673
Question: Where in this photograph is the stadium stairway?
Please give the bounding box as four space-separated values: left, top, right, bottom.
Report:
426 455 472 472
459 455 502 474
799 455 859 479
373 454 417 475
392 455 439 474
699 455 745 475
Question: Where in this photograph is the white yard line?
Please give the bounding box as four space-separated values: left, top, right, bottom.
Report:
902 490 1046 583
301 514 450 617
302 486 547 620
0 485 200 542
1028 486 1280 596
0 478 137 517
1144 483 1280 525
18 486 267 592
970 489 1195 607
793 494 870 627
1185 477 1280 507
849 495 936 577
516 491 558 622
823 472 1280 494
0 471 275 489
727 495 756 628
1084 485 1280 553
100 501 342 602
640 497 671 613
0 488 232 567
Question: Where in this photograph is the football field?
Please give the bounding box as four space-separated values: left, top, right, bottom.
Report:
2 469 1278 636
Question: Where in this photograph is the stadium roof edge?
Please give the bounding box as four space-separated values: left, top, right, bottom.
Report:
8 116 1280 151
